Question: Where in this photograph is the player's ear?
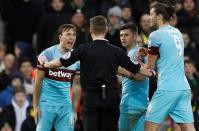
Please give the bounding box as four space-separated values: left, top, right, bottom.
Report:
157 14 163 21
59 34 62 40
133 31 137 41
105 26 109 34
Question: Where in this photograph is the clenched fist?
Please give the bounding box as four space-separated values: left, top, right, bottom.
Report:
137 47 148 57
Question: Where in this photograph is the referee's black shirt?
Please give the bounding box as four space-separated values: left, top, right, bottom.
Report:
60 39 141 91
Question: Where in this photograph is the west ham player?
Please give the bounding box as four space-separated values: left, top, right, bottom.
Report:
33 24 80 131
144 3 195 131
118 22 149 131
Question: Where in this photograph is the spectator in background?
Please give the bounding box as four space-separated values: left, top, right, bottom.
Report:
185 60 199 130
177 0 199 50
99 0 120 17
71 10 90 48
182 29 199 69
0 43 6 73
14 42 37 68
18 58 34 98
120 3 135 24
137 13 151 47
66 0 96 19
0 74 23 109
1 0 42 53
21 106 36 131
4 87 29 131
185 60 199 101
37 0 70 54
0 53 15 92
106 6 124 49
0 123 12 131
129 0 150 24
174 0 183 12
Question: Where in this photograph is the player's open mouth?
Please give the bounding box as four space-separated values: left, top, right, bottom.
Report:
67 42 73 45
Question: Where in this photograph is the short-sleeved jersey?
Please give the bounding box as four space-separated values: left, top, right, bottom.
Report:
120 45 149 113
148 25 190 91
37 45 80 106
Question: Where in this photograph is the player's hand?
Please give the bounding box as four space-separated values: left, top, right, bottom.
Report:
34 106 41 125
137 47 148 57
38 55 48 67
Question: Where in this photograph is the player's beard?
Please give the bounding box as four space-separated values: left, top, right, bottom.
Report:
150 21 158 31
150 26 158 31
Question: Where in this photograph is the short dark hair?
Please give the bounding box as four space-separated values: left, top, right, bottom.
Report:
89 15 107 35
185 59 195 65
57 24 76 36
120 22 138 33
13 86 25 95
151 2 175 22
18 57 32 69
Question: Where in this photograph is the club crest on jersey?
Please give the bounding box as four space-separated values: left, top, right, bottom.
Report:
62 51 71 60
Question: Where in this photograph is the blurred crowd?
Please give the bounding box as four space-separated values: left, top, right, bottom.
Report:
0 0 199 131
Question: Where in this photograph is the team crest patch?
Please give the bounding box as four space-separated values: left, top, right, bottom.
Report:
62 51 71 60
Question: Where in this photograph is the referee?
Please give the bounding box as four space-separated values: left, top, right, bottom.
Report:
39 15 155 131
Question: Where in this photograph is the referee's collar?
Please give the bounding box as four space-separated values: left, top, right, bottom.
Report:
93 38 109 42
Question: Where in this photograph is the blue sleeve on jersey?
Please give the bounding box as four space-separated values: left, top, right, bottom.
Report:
148 31 161 48
39 48 52 61
76 61 80 70
37 48 53 71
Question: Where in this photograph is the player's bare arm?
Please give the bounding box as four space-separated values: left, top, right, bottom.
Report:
72 72 81 122
147 54 158 69
33 69 45 124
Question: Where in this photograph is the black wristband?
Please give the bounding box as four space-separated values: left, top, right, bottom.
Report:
42 62 46 68
149 70 155 78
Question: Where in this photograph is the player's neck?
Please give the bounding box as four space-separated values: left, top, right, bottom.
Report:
127 42 136 52
58 44 70 54
158 21 170 28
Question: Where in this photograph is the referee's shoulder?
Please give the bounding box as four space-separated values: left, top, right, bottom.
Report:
74 43 88 50
106 42 125 53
